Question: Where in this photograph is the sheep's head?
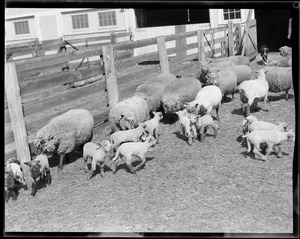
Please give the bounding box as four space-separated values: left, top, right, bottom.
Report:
146 135 156 147
286 130 295 142
279 46 292 57
163 98 181 113
206 72 220 86
276 122 288 132
184 102 198 115
101 140 113 152
153 111 163 121
120 114 136 130
198 104 207 116
6 157 20 166
24 160 42 179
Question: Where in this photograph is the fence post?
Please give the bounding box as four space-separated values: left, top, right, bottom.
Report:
197 30 205 66
228 21 234 56
102 45 119 111
156 36 169 73
86 38 90 68
237 23 242 53
5 62 31 168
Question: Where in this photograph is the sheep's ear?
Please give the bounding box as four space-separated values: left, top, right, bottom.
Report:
195 103 199 108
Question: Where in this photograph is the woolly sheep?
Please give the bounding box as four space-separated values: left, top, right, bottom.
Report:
109 96 150 132
210 55 250 66
6 163 28 192
268 57 292 67
111 135 157 174
175 109 197 145
110 123 147 151
83 140 113 178
109 73 177 132
264 67 293 100
248 121 288 133
279 46 292 58
143 111 163 143
162 76 202 113
238 69 269 117
5 165 17 202
243 129 295 161
185 85 222 121
24 154 52 196
205 69 237 102
34 109 94 171
196 60 236 84
191 114 219 142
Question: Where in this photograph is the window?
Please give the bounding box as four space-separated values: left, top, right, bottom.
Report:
223 9 241 20
98 11 116 27
72 14 89 29
14 21 30 35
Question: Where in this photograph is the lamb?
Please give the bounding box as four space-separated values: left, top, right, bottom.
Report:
109 73 177 132
242 115 258 135
243 129 295 161
264 67 293 100
162 76 202 113
111 135 156 174
34 109 94 171
110 123 147 151
185 85 222 121
205 69 237 102
190 114 219 142
24 154 52 196
248 121 288 133
209 55 250 66
82 140 113 178
175 109 197 145
143 111 163 143
238 69 269 117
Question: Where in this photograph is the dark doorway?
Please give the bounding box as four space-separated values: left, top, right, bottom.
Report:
134 9 209 28
255 9 292 52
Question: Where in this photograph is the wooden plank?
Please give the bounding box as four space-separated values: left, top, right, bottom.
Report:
240 9 254 55
197 30 205 63
228 21 234 56
102 45 119 110
157 36 169 73
5 62 31 166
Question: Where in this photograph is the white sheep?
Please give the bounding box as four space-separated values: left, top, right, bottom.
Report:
34 109 94 171
205 69 237 102
83 140 113 178
5 164 17 202
248 121 288 133
175 109 197 145
111 135 156 174
185 85 222 121
243 129 295 161
279 46 292 58
264 67 293 100
162 76 202 113
238 69 269 117
191 114 219 142
143 111 163 144
5 163 28 192
242 115 258 134
24 154 52 196
110 123 147 151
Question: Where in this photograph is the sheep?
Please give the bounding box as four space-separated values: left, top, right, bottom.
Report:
110 123 147 151
209 55 250 66
143 111 163 143
82 140 113 178
190 114 219 142
34 109 94 171
175 109 197 145
162 76 202 114
196 60 236 84
111 135 156 174
264 67 293 100
205 69 237 102
185 85 222 121
238 69 269 117
248 121 288 133
109 73 177 132
242 115 258 135
24 154 52 196
243 129 295 161
279 46 292 58
268 57 292 67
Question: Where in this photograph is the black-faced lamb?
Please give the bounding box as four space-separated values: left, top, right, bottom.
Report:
34 109 94 171
205 69 237 102
110 123 147 151
175 109 197 145
109 73 177 132
243 129 295 161
111 135 156 174
190 114 219 142
83 140 113 178
143 111 163 143
264 67 293 100
238 69 269 117
185 85 222 121
24 154 52 196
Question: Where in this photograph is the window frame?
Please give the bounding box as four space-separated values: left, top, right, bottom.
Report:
221 9 242 23
14 20 30 36
97 10 117 28
71 13 89 30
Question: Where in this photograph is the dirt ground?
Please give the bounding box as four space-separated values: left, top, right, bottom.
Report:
5 53 296 233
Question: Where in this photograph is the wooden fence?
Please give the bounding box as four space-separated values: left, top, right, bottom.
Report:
5 21 244 164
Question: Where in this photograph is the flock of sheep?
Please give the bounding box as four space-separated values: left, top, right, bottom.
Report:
5 45 294 202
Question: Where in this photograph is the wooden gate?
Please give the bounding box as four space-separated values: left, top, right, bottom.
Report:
245 19 258 60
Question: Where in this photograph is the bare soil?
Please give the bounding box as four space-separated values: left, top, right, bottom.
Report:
5 53 296 233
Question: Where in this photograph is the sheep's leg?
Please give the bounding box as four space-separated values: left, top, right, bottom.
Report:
187 132 193 145
264 143 274 160
83 156 89 173
215 105 220 121
31 181 37 196
199 127 205 142
58 154 66 171
285 89 290 101
211 124 218 138
274 145 283 158
45 170 52 185
263 94 269 111
135 155 146 172
125 156 136 174
99 163 105 177
111 160 119 174
252 143 266 161
154 128 159 144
